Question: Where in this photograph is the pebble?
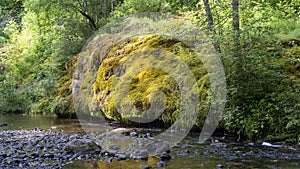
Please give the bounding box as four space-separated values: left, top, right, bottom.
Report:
116 154 126 161
106 157 113 163
216 164 223 168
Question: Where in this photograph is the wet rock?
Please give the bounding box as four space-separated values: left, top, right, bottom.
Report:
261 142 282 148
106 157 113 163
160 152 171 161
63 139 101 152
178 150 190 156
100 149 109 156
131 149 149 160
0 123 8 127
116 154 126 161
109 144 120 151
110 128 132 135
216 164 223 168
210 139 227 148
130 131 138 137
157 161 167 168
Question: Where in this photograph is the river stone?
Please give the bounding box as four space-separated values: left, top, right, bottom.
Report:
157 161 167 168
160 152 171 161
116 154 126 161
110 128 132 135
216 164 224 168
106 157 113 163
131 149 149 160
0 123 8 127
63 139 101 152
145 141 170 155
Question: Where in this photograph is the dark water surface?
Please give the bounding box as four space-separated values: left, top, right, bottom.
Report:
1 114 299 169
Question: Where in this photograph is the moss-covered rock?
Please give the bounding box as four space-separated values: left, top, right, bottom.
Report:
54 56 77 118
90 35 209 125
70 15 226 129
73 30 211 126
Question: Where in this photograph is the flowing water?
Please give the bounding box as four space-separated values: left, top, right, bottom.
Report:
1 114 299 169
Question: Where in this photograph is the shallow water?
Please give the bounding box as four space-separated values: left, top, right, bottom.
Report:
65 135 300 169
1 114 299 169
0 114 84 133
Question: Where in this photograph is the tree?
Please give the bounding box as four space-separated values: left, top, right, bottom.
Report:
203 0 221 53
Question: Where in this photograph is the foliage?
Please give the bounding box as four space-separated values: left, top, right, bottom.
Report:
0 0 101 115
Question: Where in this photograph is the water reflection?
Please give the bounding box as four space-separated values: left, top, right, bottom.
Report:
0 114 84 133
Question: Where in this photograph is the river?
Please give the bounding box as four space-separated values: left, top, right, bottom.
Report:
1 114 299 169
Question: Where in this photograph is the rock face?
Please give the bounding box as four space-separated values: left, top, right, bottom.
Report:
64 139 101 152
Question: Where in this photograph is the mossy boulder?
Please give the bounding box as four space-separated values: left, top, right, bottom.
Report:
72 17 214 127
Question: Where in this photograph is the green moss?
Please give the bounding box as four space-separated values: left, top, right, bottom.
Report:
91 34 209 125
265 134 297 142
54 56 77 118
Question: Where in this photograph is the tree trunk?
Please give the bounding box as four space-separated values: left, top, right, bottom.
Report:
232 0 240 45
103 0 107 19
77 9 98 30
203 0 221 53
111 0 115 12
232 0 244 106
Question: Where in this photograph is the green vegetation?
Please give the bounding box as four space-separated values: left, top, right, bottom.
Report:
0 0 299 144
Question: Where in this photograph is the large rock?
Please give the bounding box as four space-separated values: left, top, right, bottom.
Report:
63 139 101 152
72 17 210 126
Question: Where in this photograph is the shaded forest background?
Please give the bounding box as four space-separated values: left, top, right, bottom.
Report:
0 0 299 144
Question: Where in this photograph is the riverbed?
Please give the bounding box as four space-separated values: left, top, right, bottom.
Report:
1 114 299 169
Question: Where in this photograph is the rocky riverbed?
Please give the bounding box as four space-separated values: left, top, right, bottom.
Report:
1 128 300 169
0 128 174 169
